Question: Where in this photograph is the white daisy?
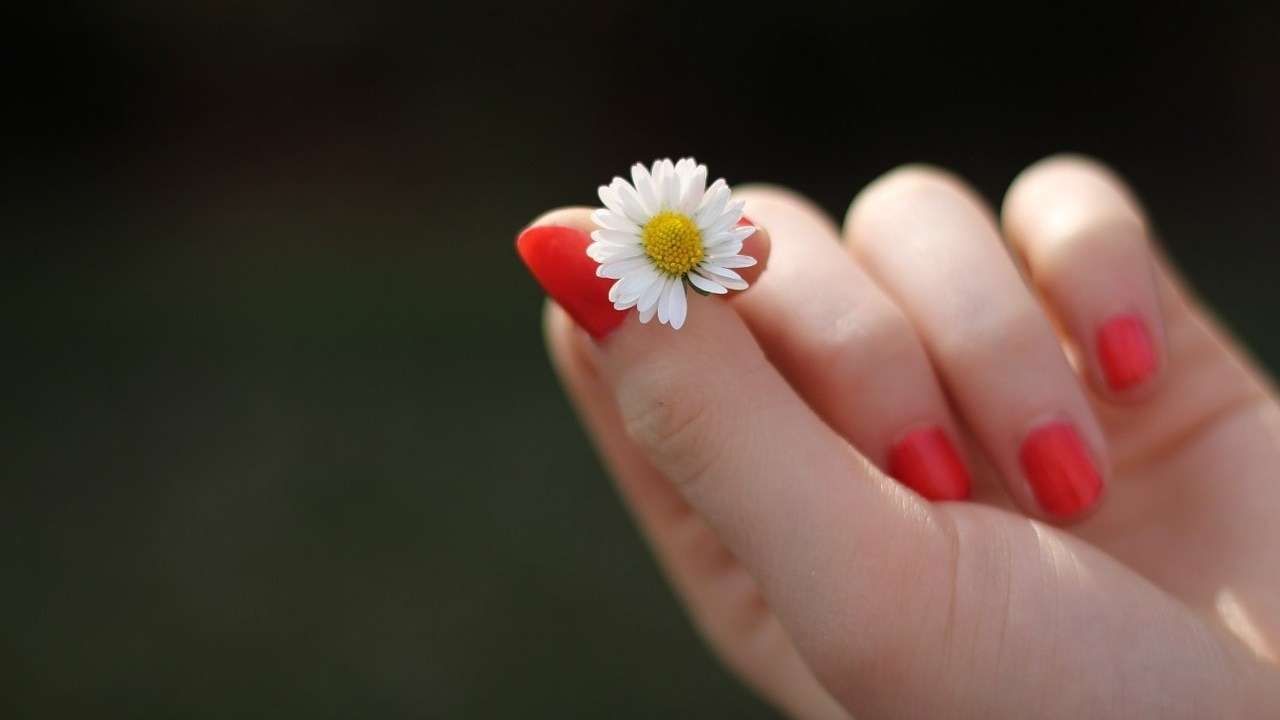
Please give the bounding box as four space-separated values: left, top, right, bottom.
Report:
588 157 758 330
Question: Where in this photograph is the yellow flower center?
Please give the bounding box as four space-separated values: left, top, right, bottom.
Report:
642 211 704 276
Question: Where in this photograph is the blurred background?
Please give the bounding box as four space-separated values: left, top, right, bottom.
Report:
4 2 1278 717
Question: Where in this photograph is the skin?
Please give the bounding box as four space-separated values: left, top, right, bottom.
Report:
534 156 1280 718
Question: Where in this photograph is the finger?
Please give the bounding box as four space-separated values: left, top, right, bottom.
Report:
516 207 770 340
1002 155 1165 399
845 167 1108 522
730 185 971 501
524 208 959 712
543 303 849 720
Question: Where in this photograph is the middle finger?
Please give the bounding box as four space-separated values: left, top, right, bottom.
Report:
732 185 971 501
844 166 1108 522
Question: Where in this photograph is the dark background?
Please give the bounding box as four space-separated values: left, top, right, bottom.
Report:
4 2 1278 717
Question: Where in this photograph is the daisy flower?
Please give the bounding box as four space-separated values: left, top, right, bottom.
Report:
588 157 758 330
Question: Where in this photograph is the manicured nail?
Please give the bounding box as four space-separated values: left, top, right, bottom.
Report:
516 225 625 339
1019 422 1103 519
888 426 971 501
1096 314 1157 391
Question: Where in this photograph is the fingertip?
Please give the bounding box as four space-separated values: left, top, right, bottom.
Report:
846 164 991 244
1003 153 1144 225
1001 155 1167 404
1020 424 1108 524
517 223 626 340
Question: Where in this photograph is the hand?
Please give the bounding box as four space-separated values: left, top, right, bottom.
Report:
531 156 1280 718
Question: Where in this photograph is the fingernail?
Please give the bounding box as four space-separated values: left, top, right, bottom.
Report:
516 225 626 339
1097 314 1157 391
888 426 971 501
1019 422 1103 519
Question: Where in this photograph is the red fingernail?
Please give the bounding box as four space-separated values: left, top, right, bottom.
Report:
1097 314 1157 391
1019 422 1103 519
888 426 971 501
516 225 625 339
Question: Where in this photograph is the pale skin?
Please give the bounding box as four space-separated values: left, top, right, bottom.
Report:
534 156 1280 718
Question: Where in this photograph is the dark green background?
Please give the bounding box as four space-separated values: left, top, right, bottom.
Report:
4 3 1278 717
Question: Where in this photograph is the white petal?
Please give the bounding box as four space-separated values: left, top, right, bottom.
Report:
673 159 697 195
702 239 743 258
638 297 659 323
701 204 747 238
698 263 744 280
667 278 688 329
592 208 639 233
647 160 663 209
687 271 727 294
650 159 676 211
592 242 647 262
591 228 642 246
703 224 753 247
701 216 737 240
697 265 748 291
611 178 651 226
598 184 627 218
656 276 672 324
679 163 708 215
695 180 730 225
586 242 618 262
707 254 757 269
597 255 655 279
695 178 727 210
587 240 639 262
701 228 739 246
611 267 660 305
662 163 681 211
619 266 660 297
726 223 755 243
631 163 659 216
637 274 666 313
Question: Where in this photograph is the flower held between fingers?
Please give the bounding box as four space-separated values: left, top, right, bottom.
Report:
589 158 757 330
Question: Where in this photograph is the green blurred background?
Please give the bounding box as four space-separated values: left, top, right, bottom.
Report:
4 2 1278 717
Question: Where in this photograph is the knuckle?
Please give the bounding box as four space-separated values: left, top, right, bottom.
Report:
617 367 723 491
821 309 924 392
937 304 1048 373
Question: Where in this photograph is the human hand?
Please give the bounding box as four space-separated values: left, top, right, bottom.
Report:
524 156 1280 718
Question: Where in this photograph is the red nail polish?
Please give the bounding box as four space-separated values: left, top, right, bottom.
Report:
516 225 625 339
888 427 971 501
1096 314 1157 391
1019 422 1103 519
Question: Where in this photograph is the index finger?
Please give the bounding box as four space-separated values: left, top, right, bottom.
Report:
519 207 959 709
